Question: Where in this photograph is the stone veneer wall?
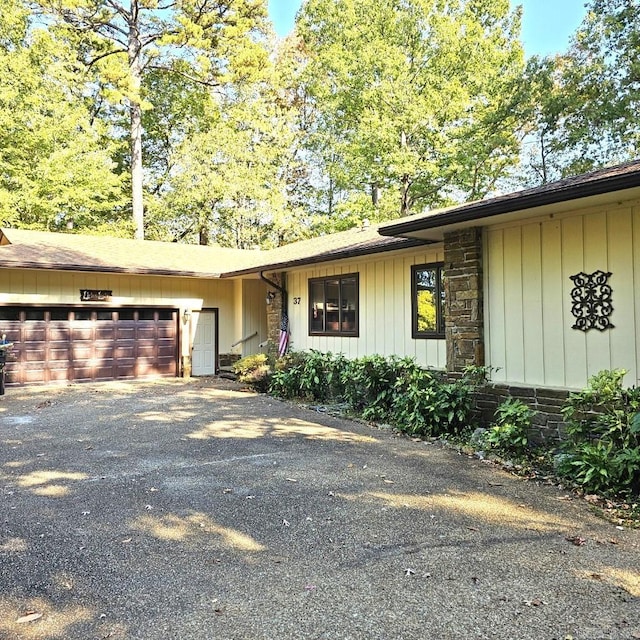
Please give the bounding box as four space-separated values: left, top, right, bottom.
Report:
444 227 484 373
473 383 571 443
265 273 284 346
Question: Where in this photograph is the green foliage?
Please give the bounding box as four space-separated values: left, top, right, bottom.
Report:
296 0 525 216
558 369 640 496
341 355 417 421
0 0 127 231
483 398 535 458
390 367 478 437
520 0 640 184
233 353 272 392
269 350 346 402
269 351 479 438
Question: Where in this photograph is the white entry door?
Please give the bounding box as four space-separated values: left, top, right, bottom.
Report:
192 310 217 376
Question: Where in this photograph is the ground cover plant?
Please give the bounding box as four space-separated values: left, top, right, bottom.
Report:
556 369 640 497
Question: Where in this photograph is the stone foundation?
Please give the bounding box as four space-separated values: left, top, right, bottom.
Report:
473 383 571 443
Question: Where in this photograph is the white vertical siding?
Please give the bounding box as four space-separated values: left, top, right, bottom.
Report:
486 200 640 389
286 247 446 369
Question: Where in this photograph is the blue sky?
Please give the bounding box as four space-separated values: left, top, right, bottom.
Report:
267 0 588 57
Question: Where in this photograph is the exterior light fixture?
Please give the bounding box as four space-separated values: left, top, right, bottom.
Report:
266 291 276 305
182 309 191 324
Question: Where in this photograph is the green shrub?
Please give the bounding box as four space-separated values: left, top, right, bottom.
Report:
483 397 536 458
559 369 640 496
390 366 478 437
342 355 418 421
269 350 346 402
232 353 272 392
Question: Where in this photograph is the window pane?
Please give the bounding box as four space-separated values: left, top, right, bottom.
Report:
157 309 173 321
50 309 69 321
309 274 359 336
0 307 21 321
310 282 324 332
25 309 45 321
118 309 135 321
340 277 357 332
325 280 340 331
439 269 446 333
74 310 92 321
138 309 155 321
414 265 443 336
417 289 437 332
96 310 114 321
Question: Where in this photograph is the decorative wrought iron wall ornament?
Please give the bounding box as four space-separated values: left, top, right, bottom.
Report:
569 270 614 331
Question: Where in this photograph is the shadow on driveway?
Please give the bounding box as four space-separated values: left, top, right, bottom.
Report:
0 377 638 640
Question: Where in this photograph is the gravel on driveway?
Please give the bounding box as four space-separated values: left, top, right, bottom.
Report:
0 377 639 640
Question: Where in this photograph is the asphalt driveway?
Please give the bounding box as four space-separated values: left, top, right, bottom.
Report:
0 377 638 640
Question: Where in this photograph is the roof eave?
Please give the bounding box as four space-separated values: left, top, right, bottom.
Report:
220 237 431 278
379 171 640 237
0 260 223 279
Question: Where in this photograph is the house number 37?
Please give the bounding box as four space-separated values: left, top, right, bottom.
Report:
293 297 301 305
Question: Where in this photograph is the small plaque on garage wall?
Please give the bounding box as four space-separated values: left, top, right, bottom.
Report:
569 270 614 331
80 289 113 302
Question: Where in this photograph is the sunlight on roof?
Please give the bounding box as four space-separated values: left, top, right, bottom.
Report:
186 418 377 443
15 470 88 498
348 490 574 532
131 512 265 552
0 597 93 640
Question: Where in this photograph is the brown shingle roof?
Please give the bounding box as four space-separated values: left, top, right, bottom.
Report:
0 224 426 278
219 223 427 277
0 228 260 278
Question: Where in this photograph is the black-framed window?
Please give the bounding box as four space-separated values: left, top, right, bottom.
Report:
309 274 359 336
412 263 445 338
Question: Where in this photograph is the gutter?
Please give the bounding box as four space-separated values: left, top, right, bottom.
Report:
260 271 288 317
379 163 640 237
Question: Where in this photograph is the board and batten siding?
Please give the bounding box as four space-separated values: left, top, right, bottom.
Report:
285 247 446 369
485 200 640 389
0 269 265 358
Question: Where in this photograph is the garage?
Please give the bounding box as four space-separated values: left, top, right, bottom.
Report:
0 307 178 386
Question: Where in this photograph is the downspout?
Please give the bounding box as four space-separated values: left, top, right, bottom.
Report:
260 271 288 311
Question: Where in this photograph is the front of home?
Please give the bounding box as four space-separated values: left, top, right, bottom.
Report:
2 161 640 433
0 230 269 385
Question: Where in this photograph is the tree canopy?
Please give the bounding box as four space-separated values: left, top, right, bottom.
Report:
0 0 638 244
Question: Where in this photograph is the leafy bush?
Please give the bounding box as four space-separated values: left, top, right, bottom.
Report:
268 350 480 437
342 355 418 421
269 350 346 402
233 353 272 392
391 366 480 437
483 397 536 458
558 369 640 496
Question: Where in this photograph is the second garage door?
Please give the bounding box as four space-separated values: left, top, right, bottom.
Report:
0 307 178 386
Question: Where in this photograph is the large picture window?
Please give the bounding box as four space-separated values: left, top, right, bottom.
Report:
412 263 445 338
309 274 359 336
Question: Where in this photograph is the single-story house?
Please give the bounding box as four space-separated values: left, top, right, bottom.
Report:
2 160 639 434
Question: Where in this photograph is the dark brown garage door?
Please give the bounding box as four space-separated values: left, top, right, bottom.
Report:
0 307 178 386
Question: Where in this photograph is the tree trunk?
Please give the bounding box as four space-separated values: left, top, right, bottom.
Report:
399 130 410 216
371 182 380 207
128 13 145 240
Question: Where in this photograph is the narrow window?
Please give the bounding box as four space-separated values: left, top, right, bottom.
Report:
412 263 445 338
309 274 359 336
